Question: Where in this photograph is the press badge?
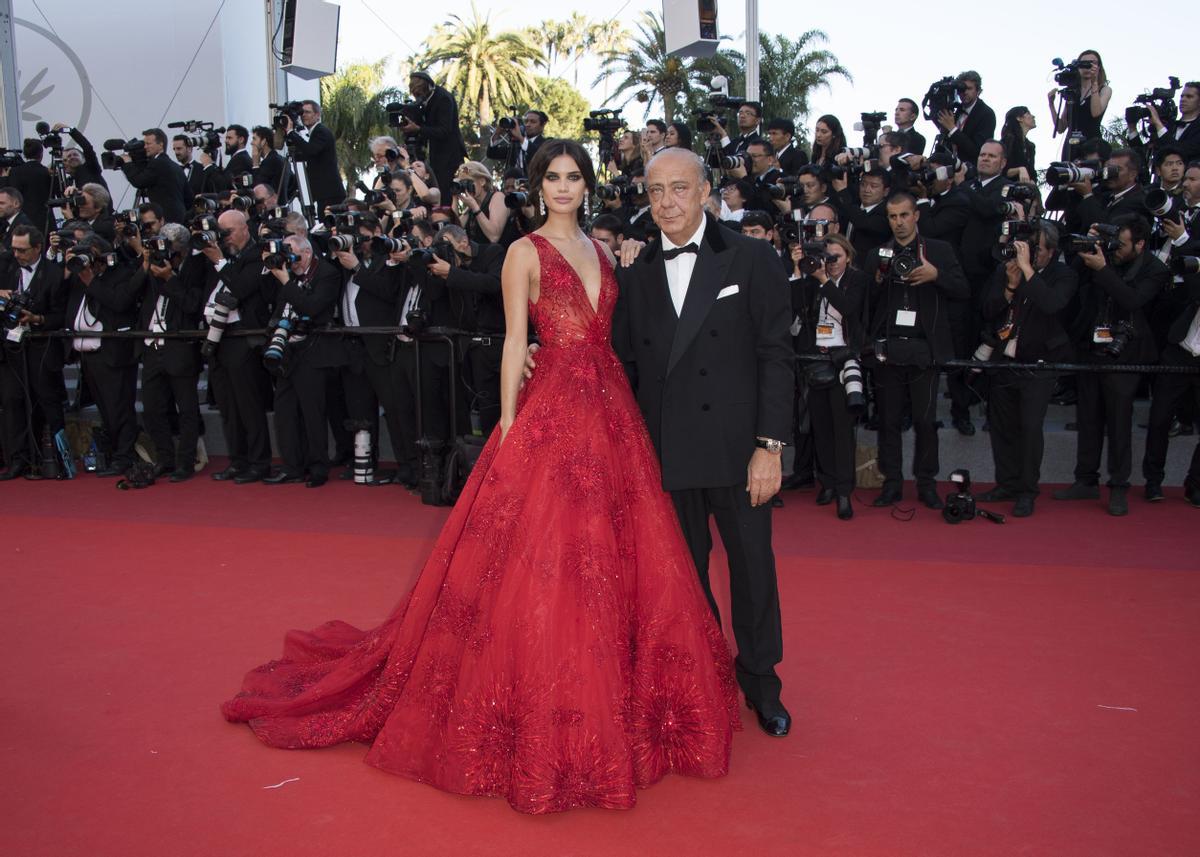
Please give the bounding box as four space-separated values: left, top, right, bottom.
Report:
816 322 836 340
1093 326 1113 344
895 309 917 327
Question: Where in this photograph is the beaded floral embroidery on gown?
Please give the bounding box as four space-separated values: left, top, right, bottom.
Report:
222 233 740 814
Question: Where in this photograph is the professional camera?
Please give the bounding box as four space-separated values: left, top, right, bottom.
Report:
269 101 304 132
943 469 1004 524
1064 223 1122 255
0 147 21 168
1051 57 1095 91
793 219 834 275
52 227 79 252
0 289 34 329
1093 319 1136 359
201 289 238 358
263 303 308 376
921 76 963 121
693 109 727 135
1170 256 1200 275
114 208 142 240
709 93 745 111
709 151 749 172
321 208 366 232
410 239 457 269
372 235 407 255
1045 160 1115 187
167 120 225 154
329 233 357 253
1126 77 1182 127
146 237 174 265
854 112 888 146
912 162 959 186
583 108 624 165
1001 183 1039 209
504 188 530 210
996 219 1039 260
34 121 68 156
386 100 425 129
355 180 392 207
1146 188 1184 225
65 250 97 274
190 215 223 251
877 244 920 280
596 175 645 202
100 137 147 169
263 239 298 269
447 179 476 196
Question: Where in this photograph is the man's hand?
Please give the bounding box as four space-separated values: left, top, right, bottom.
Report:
428 257 451 279
52 122 68 132
1004 259 1022 290
149 261 173 280
399 118 420 134
201 244 224 265
905 244 940 285
618 239 645 268
522 342 540 381
334 250 359 271
747 447 782 507
119 153 132 164
271 266 290 284
1079 242 1107 270
17 310 42 326
1148 104 1165 132
1013 239 1035 280
0 289 12 300
831 171 849 192
936 109 957 134
1163 218 1187 241
388 246 410 265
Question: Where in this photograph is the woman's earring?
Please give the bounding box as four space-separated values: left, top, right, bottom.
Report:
584 195 591 218
539 195 546 216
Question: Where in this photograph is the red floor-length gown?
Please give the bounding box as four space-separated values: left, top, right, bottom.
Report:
222 233 741 813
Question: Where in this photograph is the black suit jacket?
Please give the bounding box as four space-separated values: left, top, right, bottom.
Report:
515 135 545 173
0 211 35 247
0 257 66 367
612 216 795 491
417 87 469 190
792 268 869 352
441 243 505 333
777 144 809 176
722 130 762 157
253 150 287 195
1070 251 1169 364
64 264 141 367
350 254 406 365
896 127 927 157
834 191 890 260
947 99 997 164
960 176 1013 282
917 187 971 254
1165 273 1200 347
121 153 188 224
285 123 345 203
65 128 107 190
864 235 971 363
5 160 52 229
980 260 1077 361
134 258 205 374
208 240 275 367
179 159 207 197
276 258 345 369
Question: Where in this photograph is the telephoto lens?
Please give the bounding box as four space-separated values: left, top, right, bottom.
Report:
329 234 356 253
353 429 374 485
839 359 866 414
201 290 238 358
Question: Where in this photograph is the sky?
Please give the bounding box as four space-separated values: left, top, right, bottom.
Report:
332 0 1195 164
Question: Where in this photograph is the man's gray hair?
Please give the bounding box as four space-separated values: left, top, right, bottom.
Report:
647 147 707 185
81 182 110 209
285 235 313 254
436 223 468 243
159 222 190 253
369 135 401 151
284 211 308 236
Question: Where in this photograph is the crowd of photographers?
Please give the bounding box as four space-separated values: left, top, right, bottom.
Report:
0 61 1198 517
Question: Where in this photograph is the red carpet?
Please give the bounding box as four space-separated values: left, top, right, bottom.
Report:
2 473 1197 856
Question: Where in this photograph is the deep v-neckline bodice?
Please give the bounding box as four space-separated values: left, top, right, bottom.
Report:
535 232 604 316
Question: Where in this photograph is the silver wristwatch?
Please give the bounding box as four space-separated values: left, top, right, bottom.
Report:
755 437 784 454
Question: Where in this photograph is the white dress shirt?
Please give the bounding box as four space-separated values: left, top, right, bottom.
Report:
662 220 707 317
18 258 39 293
72 297 102 352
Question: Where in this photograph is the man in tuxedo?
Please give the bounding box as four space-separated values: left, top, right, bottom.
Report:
172 134 208 196
201 125 255 192
765 118 809 176
1 139 51 230
832 168 891 260
402 72 468 195
251 126 287 196
119 128 188 224
864 192 970 508
611 147 795 738
916 155 971 248
135 223 204 481
513 111 548 174
284 102 346 218
894 98 927 156
717 102 763 156
203 210 276 483
0 225 67 479
57 124 107 190
60 183 116 242
64 236 142 476
935 71 996 164
1134 81 1200 164
0 187 34 247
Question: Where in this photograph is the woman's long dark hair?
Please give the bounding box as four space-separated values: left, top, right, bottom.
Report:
1001 106 1029 146
667 121 694 151
811 114 846 165
526 139 597 226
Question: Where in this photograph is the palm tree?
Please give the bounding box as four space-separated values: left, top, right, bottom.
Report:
528 14 630 86
594 11 710 123
319 61 402 185
417 3 544 129
716 32 851 128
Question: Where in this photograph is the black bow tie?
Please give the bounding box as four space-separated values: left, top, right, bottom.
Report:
662 243 699 260
21 265 33 273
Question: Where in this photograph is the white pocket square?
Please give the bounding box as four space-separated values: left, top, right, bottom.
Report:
717 284 740 299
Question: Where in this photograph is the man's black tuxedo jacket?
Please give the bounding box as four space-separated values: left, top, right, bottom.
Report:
863 235 971 363
980 260 1077 362
0 258 66 368
350 254 406 365
960 176 1012 281
834 191 890 261
896 127 927 157
612 215 795 492
947 99 997 164
64 265 141 367
442 243 505 333
4 160 52 229
121 152 188 224
417 87 469 191
134 260 205 375
776 144 809 176
0 211 35 247
1073 184 1147 233
722 130 762 157
286 123 345 203
253 150 288 195
917 188 971 254
275 258 345 369
179 159 207 197
1069 251 1168 364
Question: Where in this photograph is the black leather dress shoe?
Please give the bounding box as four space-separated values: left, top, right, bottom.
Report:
1186 481 1200 508
746 700 791 737
338 466 355 481
0 466 28 481
1012 496 1035 517
151 463 173 479
872 487 902 507
233 469 268 484
918 488 944 510
836 495 853 520
815 487 835 506
169 468 195 483
781 474 815 491
262 471 302 485
306 473 328 488
1144 483 1164 502
952 417 976 436
976 486 1015 503
211 466 242 481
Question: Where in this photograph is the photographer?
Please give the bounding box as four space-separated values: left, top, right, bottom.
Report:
59 183 115 242
1047 50 1111 159
200 125 254 191
865 191 970 508
511 111 548 173
766 118 809 176
916 153 971 247
589 213 625 254
202 209 275 483
171 134 208 196
64 235 141 476
251 126 287 196
402 72 469 195
1 139 51 229
935 71 996 165
743 140 788 213
977 223 1077 517
608 130 643 178
741 211 790 274
1055 215 1169 515
55 123 107 190
281 101 345 217
893 98 927 157
0 225 67 480
791 233 867 519
261 235 343 487
1131 81 1200 163
454 161 516 247
715 102 763 156
795 165 833 217
119 128 188 224
832 168 891 260
0 187 33 246
810 116 846 170
135 222 204 481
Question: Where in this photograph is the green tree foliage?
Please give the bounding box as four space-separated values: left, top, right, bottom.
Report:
318 61 401 184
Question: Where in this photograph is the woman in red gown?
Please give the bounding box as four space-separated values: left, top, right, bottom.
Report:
222 140 740 814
